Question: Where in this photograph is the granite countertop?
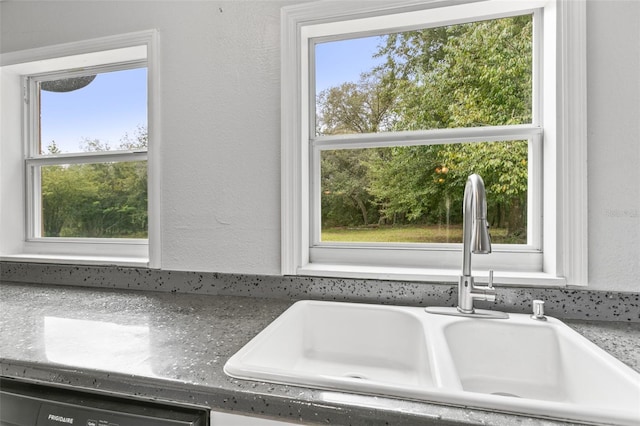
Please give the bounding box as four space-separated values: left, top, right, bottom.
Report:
1 281 639 425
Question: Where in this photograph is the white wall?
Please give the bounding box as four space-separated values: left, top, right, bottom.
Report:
1 1 638 292
1 1 288 275
586 0 640 292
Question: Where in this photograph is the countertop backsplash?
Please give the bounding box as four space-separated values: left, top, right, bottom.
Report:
1 261 638 322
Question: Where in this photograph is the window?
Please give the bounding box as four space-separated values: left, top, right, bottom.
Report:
281 0 587 285
0 31 159 266
27 65 148 240
314 14 538 247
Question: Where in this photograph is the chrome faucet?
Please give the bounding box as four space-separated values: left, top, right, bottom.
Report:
457 174 495 314
426 174 507 319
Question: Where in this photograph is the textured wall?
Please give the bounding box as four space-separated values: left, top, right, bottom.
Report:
1 1 639 292
1 1 286 275
586 0 640 291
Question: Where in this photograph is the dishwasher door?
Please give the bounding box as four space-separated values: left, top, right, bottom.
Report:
0 378 208 426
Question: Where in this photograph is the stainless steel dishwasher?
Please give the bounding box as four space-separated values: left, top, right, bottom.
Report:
0 378 208 426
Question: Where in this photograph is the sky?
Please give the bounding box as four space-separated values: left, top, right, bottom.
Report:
315 35 385 94
40 67 147 154
39 36 382 155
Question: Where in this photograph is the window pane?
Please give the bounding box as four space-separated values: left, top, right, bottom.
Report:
40 161 147 238
39 67 147 155
320 140 528 244
315 14 533 136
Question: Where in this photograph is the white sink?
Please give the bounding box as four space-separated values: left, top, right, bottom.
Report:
224 300 640 426
224 301 437 398
441 315 640 425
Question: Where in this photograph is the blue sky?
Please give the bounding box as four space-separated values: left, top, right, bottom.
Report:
40 67 147 154
315 35 385 94
40 36 382 154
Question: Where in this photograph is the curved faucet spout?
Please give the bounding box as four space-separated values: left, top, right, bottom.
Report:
462 174 492 277
457 174 496 315
425 174 506 318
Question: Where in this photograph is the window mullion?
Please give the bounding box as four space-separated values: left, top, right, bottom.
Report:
310 144 322 246
27 164 41 239
25 76 40 158
528 133 543 250
26 151 147 167
313 124 543 150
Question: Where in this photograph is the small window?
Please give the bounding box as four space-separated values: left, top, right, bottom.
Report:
27 65 148 240
1 31 158 266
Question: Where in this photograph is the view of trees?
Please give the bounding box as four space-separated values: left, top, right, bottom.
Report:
318 15 532 244
39 16 529 242
41 126 148 238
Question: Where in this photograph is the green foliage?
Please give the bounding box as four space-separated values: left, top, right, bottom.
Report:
317 73 396 226
318 14 532 241
41 127 148 238
366 145 456 224
317 71 397 135
321 149 379 227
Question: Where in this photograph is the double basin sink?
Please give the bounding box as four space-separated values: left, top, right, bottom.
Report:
225 300 640 425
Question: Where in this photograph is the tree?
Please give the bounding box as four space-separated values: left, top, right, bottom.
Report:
317 15 532 241
317 73 395 228
41 127 148 238
366 145 462 226
321 149 379 227
316 71 396 136
369 15 532 236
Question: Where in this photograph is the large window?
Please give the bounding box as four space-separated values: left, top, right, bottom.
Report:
0 31 159 266
314 14 538 247
282 0 588 285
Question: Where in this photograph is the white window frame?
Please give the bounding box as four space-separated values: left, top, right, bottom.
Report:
281 0 588 286
0 31 161 267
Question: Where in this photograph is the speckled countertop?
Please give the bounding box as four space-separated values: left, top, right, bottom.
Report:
1 281 639 426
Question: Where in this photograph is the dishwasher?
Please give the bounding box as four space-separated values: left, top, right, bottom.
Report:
0 378 208 426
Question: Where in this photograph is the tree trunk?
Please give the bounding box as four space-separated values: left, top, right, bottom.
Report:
507 197 526 236
354 197 369 226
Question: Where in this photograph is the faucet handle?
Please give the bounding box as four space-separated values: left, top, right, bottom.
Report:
482 270 496 303
531 299 547 321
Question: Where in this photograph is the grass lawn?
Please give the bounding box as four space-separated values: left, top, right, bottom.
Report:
321 224 517 244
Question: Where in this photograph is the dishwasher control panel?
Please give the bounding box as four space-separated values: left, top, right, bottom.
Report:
0 378 208 426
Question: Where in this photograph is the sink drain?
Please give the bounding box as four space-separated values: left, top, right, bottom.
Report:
491 392 521 398
343 373 368 380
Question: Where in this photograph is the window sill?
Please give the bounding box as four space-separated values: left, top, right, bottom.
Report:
297 263 567 287
0 254 148 268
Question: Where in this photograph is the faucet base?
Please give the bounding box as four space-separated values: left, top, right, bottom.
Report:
425 306 509 319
